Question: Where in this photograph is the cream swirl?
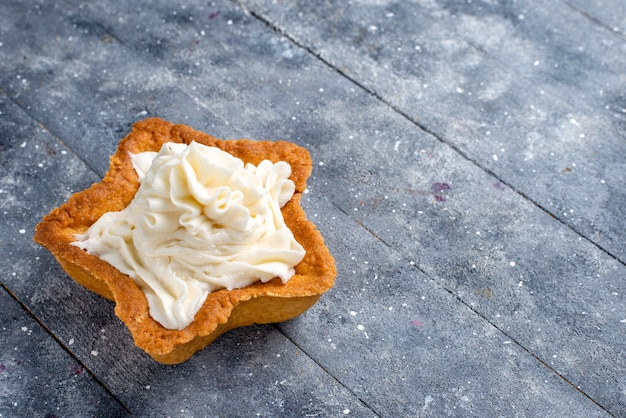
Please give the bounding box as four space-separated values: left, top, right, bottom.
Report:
73 141 305 330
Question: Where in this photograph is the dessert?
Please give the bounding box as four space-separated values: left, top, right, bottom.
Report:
34 118 336 364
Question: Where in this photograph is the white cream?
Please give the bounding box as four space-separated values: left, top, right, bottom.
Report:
73 141 305 330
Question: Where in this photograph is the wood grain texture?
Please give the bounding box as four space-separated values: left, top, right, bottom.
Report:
0 288 128 417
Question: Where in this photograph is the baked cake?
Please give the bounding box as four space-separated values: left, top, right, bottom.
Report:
34 118 336 364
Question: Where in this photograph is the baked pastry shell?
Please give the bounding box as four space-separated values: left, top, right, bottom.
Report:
34 118 336 364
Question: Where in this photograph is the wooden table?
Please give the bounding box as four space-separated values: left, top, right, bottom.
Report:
1 0 624 416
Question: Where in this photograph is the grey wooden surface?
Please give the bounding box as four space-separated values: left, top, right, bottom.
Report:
0 0 624 416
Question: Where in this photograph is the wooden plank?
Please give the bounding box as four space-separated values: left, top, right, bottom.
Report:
300 104 626 414
0 288 129 416
567 0 626 35
0 1 239 177
242 0 626 263
284 192 609 416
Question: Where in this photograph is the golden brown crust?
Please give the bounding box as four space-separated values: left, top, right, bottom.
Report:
34 117 336 364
